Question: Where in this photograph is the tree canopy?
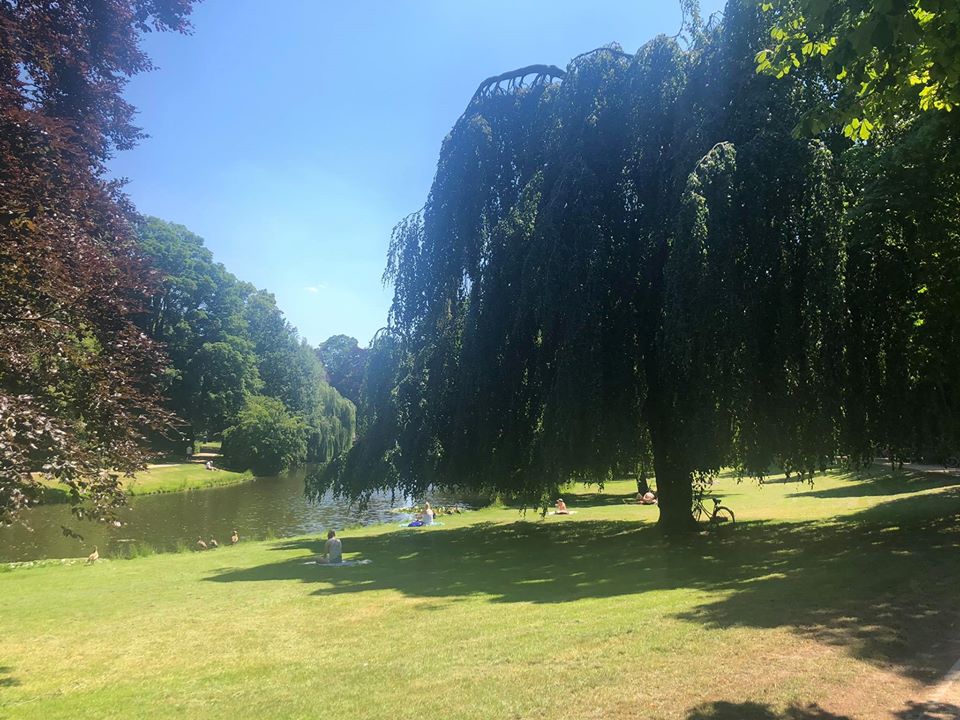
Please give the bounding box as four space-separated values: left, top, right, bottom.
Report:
317 335 369 408
135 217 356 471
222 396 309 476
0 0 195 524
315 0 960 531
756 0 959 138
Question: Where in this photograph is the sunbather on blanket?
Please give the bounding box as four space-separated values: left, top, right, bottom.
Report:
317 529 342 564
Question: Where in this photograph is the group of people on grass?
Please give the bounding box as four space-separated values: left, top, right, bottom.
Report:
319 488 656 565
554 488 656 515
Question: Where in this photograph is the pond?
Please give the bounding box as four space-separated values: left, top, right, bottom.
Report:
0 468 478 563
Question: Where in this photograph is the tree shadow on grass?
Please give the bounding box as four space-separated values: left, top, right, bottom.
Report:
0 666 20 688
207 488 960 684
685 701 853 719
892 700 960 719
676 489 960 683
787 468 960 499
686 699 960 719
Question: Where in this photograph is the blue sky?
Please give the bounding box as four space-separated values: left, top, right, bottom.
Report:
111 0 726 347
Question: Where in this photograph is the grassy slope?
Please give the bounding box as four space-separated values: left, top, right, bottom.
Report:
2 469 959 720
37 464 253 504
122 464 252 495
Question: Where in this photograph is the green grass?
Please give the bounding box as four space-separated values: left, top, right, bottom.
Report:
36 463 253 504
121 463 252 495
3 468 959 720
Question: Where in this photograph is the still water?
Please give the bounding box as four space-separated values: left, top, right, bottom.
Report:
0 468 473 563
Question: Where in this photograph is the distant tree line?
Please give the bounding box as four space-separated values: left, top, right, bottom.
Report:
135 217 356 475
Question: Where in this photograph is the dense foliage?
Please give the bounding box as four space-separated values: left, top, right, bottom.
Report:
756 0 959 138
136 218 356 470
221 396 308 476
317 335 369 408
843 111 960 464
0 0 195 524
316 0 960 531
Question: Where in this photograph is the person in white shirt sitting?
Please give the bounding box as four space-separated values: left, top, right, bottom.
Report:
318 529 342 564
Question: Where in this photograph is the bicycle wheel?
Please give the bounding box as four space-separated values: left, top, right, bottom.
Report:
693 503 707 523
712 506 735 526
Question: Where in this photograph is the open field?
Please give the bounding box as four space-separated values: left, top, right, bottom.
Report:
37 463 253 504
3 468 959 720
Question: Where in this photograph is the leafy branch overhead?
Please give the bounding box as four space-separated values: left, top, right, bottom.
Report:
0 0 196 525
755 0 959 138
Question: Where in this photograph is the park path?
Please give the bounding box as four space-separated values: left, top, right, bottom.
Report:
874 459 960 476
927 655 960 704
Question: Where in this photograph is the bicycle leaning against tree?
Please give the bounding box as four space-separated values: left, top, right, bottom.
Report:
692 483 736 528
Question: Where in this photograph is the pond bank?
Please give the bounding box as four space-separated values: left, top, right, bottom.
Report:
37 463 254 504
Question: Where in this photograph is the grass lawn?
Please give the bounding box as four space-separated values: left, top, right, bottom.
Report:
122 463 252 495
38 463 253 503
2 468 959 720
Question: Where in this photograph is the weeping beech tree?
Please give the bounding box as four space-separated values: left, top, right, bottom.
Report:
313 1 954 531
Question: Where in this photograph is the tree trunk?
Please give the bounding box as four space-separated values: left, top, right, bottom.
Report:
636 471 650 495
645 379 697 533
653 457 698 533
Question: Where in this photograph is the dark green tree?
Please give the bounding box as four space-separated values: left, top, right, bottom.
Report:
222 396 308 475
843 111 960 464
136 217 259 441
317 335 368 408
315 2 870 531
184 338 262 437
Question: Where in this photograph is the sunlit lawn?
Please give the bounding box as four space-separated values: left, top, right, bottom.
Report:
37 463 252 504
121 463 252 495
3 468 959 719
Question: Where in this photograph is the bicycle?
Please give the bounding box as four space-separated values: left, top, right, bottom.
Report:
693 491 735 528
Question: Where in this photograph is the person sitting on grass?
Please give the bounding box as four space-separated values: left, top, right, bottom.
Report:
555 498 570 514
639 491 657 505
205 460 215 471
422 502 435 525
318 530 342 564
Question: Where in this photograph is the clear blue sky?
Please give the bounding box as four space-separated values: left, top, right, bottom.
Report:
111 0 726 347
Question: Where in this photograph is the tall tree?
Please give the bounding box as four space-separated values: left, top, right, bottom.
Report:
317 335 368 408
0 0 195 524
316 0 958 531
136 217 260 441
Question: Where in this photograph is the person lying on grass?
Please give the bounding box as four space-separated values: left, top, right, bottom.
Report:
317 530 342 564
623 491 658 505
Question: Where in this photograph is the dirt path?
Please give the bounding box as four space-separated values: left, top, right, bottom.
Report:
928 656 960 706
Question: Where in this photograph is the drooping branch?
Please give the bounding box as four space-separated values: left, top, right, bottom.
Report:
471 64 566 102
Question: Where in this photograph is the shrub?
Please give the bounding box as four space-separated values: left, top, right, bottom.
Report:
222 397 308 475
